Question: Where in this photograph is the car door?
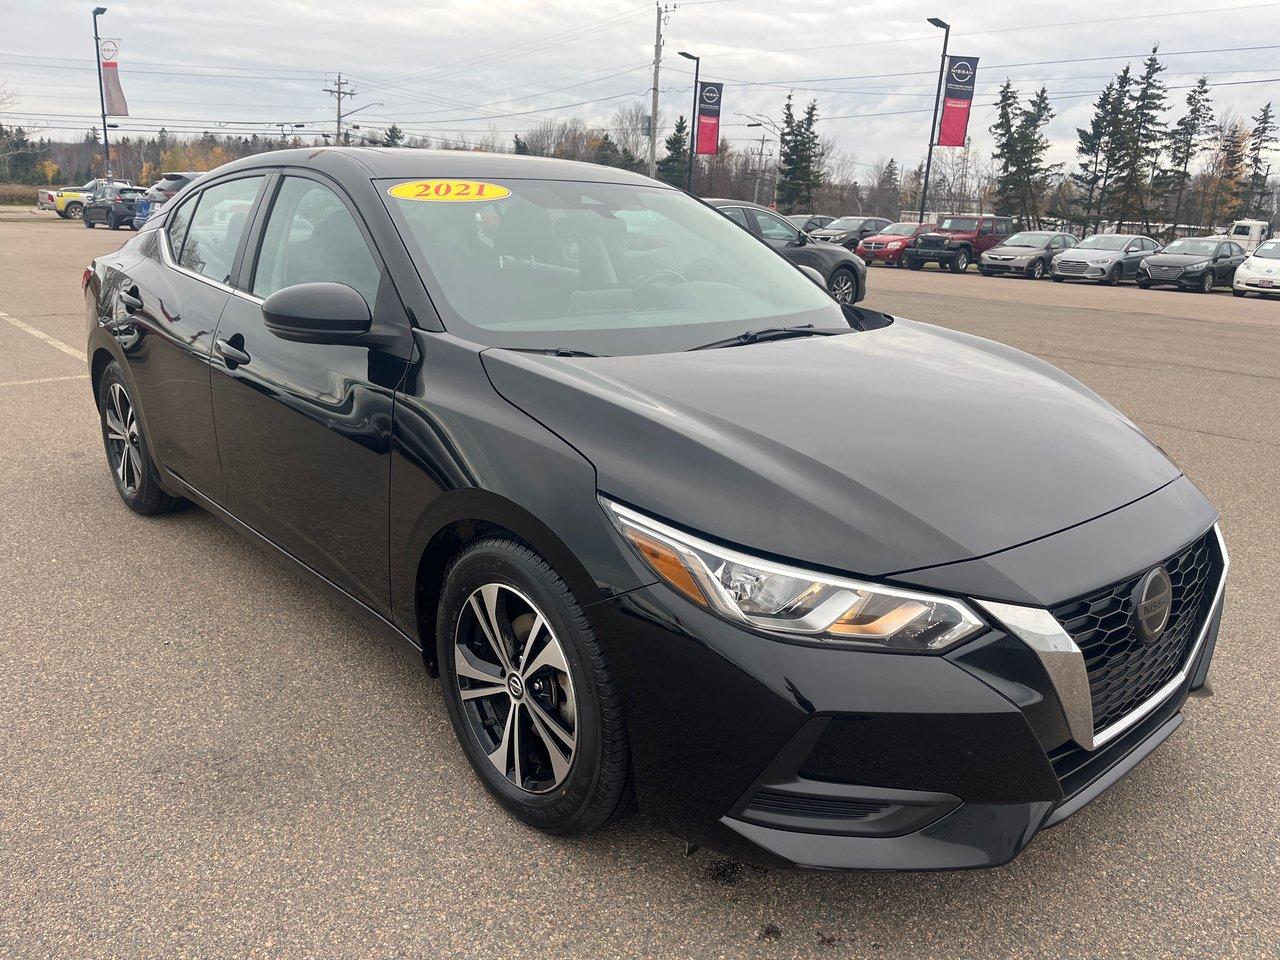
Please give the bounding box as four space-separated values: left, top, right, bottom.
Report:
208 170 411 615
1218 242 1245 282
110 174 268 502
748 208 821 272
1120 239 1144 277
86 185 109 224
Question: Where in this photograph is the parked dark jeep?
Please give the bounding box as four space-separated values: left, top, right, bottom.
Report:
904 214 1014 273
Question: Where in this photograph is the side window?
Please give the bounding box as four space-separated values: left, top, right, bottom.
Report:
720 206 750 230
751 209 800 242
1144 238 1158 251
1230 243 1245 257
179 176 265 284
251 176 381 309
979 221 993 236
166 196 196 261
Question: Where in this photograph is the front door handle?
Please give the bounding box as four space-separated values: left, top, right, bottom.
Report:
215 336 251 367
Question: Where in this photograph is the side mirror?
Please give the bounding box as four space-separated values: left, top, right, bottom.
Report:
261 282 371 344
798 265 825 288
788 232 807 247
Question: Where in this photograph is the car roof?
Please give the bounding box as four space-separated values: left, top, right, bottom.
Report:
703 197 770 210
209 147 668 188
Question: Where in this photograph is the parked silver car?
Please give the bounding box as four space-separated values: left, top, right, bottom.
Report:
980 231 1079 280
1051 234 1160 285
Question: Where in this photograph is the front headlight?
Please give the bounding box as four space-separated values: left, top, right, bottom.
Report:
604 499 984 652
888 241 903 250
1188 260 1209 271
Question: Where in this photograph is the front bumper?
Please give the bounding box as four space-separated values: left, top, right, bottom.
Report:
858 245 908 264
1141 268 1206 288
906 247 963 265
586 489 1224 871
981 258 1034 274
1051 261 1113 280
1233 274 1278 292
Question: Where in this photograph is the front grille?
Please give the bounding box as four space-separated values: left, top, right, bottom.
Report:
865 241 885 250
1150 265 1182 278
1050 531 1220 736
1055 260 1090 275
917 235 947 249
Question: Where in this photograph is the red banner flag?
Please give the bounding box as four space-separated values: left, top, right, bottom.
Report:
937 56 978 147
694 82 722 155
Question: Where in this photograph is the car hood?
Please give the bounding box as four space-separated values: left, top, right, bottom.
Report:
480 320 1180 577
1242 257 1280 272
861 233 912 244
1143 253 1213 267
810 229 851 240
1059 249 1122 263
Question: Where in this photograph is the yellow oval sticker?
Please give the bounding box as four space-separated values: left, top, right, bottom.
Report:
387 179 511 203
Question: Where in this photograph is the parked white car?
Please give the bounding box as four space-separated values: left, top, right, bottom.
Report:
1231 238 1280 297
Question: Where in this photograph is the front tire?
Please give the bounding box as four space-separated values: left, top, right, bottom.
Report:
907 257 923 270
1028 259 1046 280
437 538 631 836
1199 272 1214 294
1138 280 1152 289
1233 289 1247 298
950 249 970 273
1101 264 1121 286
828 266 858 304
97 361 185 515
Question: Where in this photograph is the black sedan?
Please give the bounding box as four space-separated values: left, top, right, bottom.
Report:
1138 237 1247 292
83 184 143 230
808 214 892 249
85 149 1226 871
707 198 867 304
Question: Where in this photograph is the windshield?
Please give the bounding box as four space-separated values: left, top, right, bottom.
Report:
1003 231 1052 247
1161 238 1219 256
1251 239 1280 259
1075 235 1130 251
938 217 979 232
380 177 842 355
881 222 921 236
826 217 866 230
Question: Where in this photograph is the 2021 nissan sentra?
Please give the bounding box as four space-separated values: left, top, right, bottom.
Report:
85 149 1227 871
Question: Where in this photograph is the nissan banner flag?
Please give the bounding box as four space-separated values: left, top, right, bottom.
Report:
936 56 978 147
98 38 129 117
694 81 722 155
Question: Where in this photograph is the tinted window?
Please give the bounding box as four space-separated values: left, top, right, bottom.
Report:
166 196 196 260
751 209 800 241
827 217 867 230
997 219 1013 233
179 176 265 284
720 206 750 229
1230 243 1245 256
1232 224 1251 237
252 176 381 308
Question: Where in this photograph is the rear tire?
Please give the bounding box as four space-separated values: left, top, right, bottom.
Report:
64 202 82 220
108 212 120 230
97 361 186 516
83 212 95 229
437 538 632 837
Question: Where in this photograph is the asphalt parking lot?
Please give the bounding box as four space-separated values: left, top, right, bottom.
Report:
1 221 1277 959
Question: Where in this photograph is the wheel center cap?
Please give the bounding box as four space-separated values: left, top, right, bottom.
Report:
506 674 525 700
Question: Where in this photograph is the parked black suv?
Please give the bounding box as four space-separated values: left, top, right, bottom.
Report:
85 149 1226 871
83 184 143 230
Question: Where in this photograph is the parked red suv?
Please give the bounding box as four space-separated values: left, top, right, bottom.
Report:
856 221 938 267
904 214 1015 273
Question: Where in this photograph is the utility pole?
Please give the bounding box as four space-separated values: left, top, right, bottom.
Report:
918 17 950 224
323 74 357 145
647 3 669 178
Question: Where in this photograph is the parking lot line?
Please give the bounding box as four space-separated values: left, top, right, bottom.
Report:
0 373 90 388
0 309 87 363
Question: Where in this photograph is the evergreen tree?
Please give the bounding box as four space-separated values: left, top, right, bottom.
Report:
655 115 688 187
1205 115 1249 227
990 81 1023 218
593 133 622 169
382 124 405 147
1071 83 1116 232
513 134 531 155
776 95 822 211
1246 102 1277 217
1107 48 1167 231
1093 65 1134 233
1014 86 1056 227
1162 77 1213 233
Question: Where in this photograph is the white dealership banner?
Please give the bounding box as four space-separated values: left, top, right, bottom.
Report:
98 37 129 117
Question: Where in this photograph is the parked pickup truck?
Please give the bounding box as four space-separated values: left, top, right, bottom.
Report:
37 178 134 220
903 213 1014 273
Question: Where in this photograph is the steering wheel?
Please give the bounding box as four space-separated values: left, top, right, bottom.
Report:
633 269 689 291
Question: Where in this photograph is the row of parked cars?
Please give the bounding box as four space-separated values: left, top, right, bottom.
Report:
785 211 1277 298
37 172 203 230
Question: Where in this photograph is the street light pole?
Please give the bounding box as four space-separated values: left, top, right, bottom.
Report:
746 122 772 205
918 17 950 224
678 51 699 193
92 6 111 177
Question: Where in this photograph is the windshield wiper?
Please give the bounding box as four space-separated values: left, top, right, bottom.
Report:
505 346 602 358
685 324 851 352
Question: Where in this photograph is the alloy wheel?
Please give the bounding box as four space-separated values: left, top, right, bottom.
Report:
453 583 577 794
1201 272 1214 293
103 381 142 496
1030 260 1045 279
829 270 855 303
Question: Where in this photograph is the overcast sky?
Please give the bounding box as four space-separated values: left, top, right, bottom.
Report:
3 0 1278 175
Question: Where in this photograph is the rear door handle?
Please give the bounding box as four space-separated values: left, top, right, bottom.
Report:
215 337 251 367
119 288 143 311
